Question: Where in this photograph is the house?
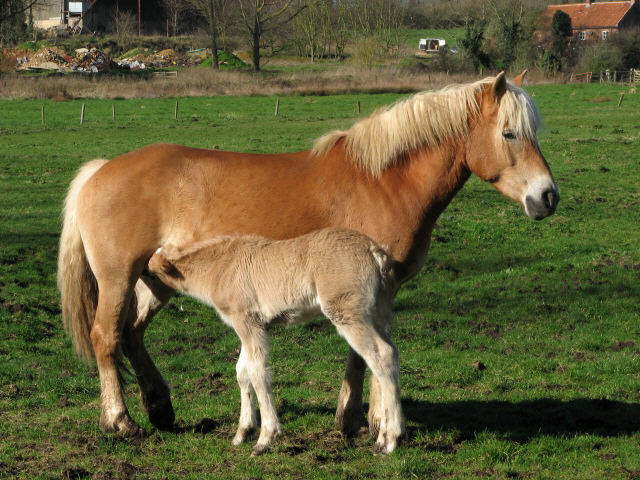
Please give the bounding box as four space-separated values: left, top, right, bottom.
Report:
540 0 640 42
32 0 166 34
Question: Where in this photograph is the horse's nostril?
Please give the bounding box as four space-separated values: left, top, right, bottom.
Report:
543 189 556 209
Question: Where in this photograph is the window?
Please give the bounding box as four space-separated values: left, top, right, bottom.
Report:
602 30 609 40
579 31 586 40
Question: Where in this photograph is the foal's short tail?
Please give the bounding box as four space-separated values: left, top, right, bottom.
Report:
57 159 109 362
370 244 394 280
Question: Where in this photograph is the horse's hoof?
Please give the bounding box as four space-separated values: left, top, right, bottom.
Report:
100 413 144 438
147 401 175 431
142 389 175 431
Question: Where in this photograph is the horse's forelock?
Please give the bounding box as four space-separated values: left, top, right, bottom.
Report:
497 84 542 141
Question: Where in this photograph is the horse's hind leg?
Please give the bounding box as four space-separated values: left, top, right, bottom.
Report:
335 347 367 435
122 276 175 430
91 277 141 436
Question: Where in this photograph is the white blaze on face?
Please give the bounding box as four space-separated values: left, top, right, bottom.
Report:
155 247 163 254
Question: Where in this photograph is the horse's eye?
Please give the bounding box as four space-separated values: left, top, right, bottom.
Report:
503 130 516 141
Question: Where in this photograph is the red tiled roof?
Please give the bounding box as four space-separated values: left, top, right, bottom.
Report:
541 1 635 29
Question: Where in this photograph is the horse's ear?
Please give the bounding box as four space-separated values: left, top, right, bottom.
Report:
513 69 528 87
491 71 507 102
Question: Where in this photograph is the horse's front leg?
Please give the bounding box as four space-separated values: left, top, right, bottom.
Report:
121 276 175 431
335 347 367 435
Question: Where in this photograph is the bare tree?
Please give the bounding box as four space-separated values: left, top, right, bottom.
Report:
162 0 187 36
112 4 137 39
238 0 306 71
190 0 231 69
291 0 332 61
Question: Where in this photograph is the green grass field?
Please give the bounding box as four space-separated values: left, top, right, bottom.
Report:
0 84 639 479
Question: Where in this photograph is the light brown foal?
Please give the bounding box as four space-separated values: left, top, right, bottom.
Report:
147 228 403 454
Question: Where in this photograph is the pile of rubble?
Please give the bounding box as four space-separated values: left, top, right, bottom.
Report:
117 48 191 70
15 46 115 72
72 47 116 72
18 46 71 71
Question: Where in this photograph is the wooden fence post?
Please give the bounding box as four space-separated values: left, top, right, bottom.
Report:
80 103 85 125
618 93 625 107
112 104 115 121
275 98 280 116
174 100 179 120
41 105 45 126
357 100 361 114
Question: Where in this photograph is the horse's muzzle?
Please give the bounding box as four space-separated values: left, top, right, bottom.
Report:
525 187 559 220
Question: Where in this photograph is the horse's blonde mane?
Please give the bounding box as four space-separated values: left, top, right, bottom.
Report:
312 76 542 176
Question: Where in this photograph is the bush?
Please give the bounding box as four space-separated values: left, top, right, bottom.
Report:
199 50 246 69
576 42 624 73
612 28 640 69
351 36 388 68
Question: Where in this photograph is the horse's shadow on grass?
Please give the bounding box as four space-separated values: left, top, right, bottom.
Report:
402 397 640 442
176 398 640 442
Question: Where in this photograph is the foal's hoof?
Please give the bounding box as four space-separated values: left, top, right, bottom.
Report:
232 427 254 446
373 437 397 455
368 418 381 439
250 443 271 457
336 408 367 437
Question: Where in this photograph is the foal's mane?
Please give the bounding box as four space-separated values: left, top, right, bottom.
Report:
312 76 542 176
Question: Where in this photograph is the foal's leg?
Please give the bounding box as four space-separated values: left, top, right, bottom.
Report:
332 316 404 454
232 345 258 445
335 347 367 435
231 315 281 456
121 276 175 430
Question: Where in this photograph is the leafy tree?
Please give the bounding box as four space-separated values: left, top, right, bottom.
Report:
551 9 572 59
460 19 487 72
489 0 526 69
0 0 38 46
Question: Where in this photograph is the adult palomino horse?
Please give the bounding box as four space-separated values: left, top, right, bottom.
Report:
58 72 559 448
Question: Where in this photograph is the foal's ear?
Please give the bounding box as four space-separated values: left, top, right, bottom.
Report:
160 257 183 278
513 69 528 87
491 71 507 102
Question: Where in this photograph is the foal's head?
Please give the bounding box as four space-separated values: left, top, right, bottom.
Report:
148 247 185 289
466 72 559 220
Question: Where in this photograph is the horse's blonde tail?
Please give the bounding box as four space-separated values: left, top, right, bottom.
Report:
57 159 108 362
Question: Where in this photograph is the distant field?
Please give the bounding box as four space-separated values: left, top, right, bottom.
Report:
0 84 639 479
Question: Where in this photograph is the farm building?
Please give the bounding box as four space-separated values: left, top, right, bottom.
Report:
32 0 166 34
539 0 640 42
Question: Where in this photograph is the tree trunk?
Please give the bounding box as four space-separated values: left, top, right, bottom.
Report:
252 16 260 72
211 29 219 70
